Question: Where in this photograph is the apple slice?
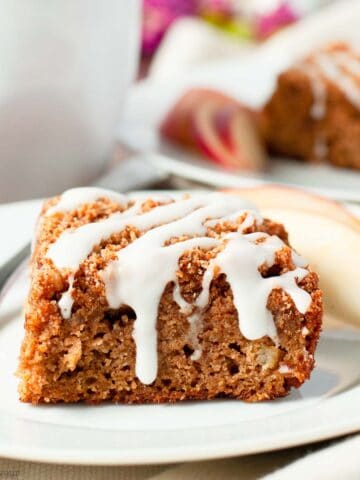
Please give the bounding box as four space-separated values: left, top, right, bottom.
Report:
160 89 207 147
220 107 266 171
192 98 265 170
161 88 234 146
226 185 360 232
225 186 360 327
160 88 266 171
191 99 240 169
262 207 360 328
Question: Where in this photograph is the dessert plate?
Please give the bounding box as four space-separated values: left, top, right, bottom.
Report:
0 199 359 465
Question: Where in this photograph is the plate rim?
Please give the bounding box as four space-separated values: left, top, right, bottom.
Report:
0 197 359 465
0 388 359 465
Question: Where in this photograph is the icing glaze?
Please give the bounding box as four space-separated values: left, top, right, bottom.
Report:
316 52 360 111
333 51 360 77
302 326 310 337
313 137 328 160
278 364 292 374
46 187 127 216
45 188 311 385
297 46 360 159
300 48 360 116
300 63 327 120
58 275 75 320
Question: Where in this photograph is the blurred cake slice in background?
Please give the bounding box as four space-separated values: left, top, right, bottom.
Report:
160 88 267 171
260 42 360 170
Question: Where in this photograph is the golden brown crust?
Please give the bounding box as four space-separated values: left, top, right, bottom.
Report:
260 43 360 170
18 195 322 404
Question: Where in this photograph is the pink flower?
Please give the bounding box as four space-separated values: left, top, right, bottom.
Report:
256 2 298 39
142 0 197 56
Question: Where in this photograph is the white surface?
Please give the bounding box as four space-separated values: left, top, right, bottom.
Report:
0 198 359 465
0 1 140 203
149 17 254 81
119 0 360 202
0 199 42 265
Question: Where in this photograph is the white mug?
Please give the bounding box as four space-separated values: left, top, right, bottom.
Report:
0 0 141 202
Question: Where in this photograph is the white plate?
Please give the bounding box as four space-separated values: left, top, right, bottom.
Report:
0 199 359 465
118 15 360 202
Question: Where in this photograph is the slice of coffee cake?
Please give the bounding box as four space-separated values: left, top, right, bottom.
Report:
18 188 322 404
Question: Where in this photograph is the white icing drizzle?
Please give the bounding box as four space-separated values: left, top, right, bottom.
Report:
333 51 360 77
187 312 203 361
313 136 328 160
45 187 127 216
47 195 253 270
100 196 255 384
102 235 219 385
300 63 327 120
299 48 360 118
47 202 142 270
315 52 360 111
212 235 310 341
302 326 310 337
172 283 193 314
278 364 292 374
58 275 75 320
48 194 250 318
297 46 360 160
45 188 312 385
291 249 308 268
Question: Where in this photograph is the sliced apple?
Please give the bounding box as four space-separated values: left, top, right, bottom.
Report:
161 89 232 145
160 89 207 147
212 104 234 147
191 99 240 169
224 107 266 171
262 207 360 327
226 185 360 232
160 88 266 171
225 186 360 327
